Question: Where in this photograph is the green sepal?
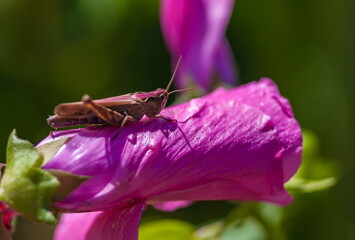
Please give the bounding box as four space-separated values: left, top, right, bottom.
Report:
0 130 59 224
37 136 69 166
49 169 90 202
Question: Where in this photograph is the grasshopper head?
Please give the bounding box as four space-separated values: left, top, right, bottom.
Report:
142 89 169 117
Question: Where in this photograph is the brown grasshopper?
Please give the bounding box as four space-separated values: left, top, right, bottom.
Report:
47 57 191 129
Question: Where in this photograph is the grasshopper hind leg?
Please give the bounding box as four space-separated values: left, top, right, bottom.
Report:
81 95 138 140
82 94 125 126
111 112 135 140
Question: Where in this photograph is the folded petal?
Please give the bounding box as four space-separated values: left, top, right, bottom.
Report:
54 211 101 240
42 79 301 212
160 0 237 90
54 202 145 240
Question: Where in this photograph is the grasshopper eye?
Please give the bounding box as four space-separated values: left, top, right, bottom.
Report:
159 93 166 99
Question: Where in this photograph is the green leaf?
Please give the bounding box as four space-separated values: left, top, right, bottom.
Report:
286 130 339 194
139 219 196 240
285 176 337 193
0 130 59 224
194 221 223 240
220 218 266 240
302 130 320 158
195 218 267 240
258 203 282 225
298 130 341 179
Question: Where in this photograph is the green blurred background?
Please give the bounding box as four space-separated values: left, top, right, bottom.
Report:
0 0 354 239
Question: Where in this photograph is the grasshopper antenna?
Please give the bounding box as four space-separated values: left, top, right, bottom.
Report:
168 88 194 95
166 55 182 91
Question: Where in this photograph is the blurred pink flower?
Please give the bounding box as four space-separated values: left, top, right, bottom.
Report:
0 202 17 232
0 165 17 240
39 79 301 240
160 0 237 91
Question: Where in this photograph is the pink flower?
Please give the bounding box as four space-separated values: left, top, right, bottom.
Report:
161 0 237 91
39 79 301 240
0 202 17 233
0 165 17 240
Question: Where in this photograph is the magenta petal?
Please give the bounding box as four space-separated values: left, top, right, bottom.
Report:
54 211 101 240
161 0 236 90
86 203 145 240
161 0 207 88
42 79 301 212
215 37 237 85
54 203 145 240
152 201 193 212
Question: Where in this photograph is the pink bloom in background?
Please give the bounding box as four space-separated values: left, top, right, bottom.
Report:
161 0 237 91
38 79 302 240
0 165 17 240
0 202 17 234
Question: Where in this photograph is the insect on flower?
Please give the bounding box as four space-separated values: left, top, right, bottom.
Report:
47 57 191 129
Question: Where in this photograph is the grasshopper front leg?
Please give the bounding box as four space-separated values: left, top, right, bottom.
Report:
82 94 126 126
155 114 177 122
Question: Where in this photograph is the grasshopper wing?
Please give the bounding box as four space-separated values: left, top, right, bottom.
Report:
54 94 137 116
